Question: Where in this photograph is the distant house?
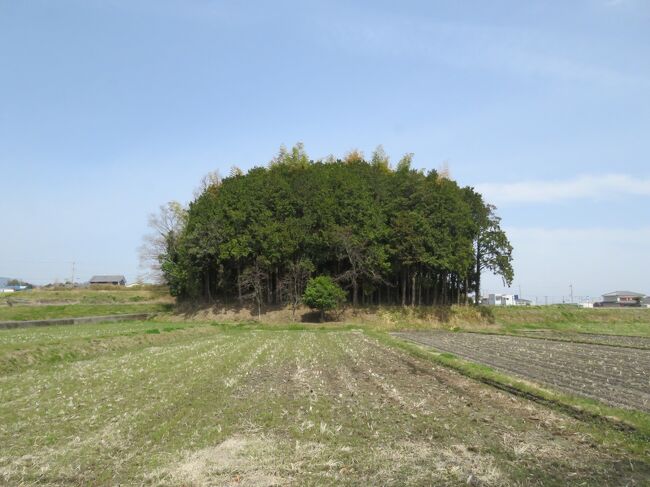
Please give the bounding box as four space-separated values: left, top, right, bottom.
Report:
89 275 126 286
515 297 532 306
598 291 646 307
481 294 516 306
0 278 29 293
5 285 28 292
642 297 650 308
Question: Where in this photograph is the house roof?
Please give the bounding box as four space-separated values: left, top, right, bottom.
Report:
89 275 126 283
602 291 645 298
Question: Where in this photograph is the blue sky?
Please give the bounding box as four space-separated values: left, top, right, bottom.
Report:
1 0 649 301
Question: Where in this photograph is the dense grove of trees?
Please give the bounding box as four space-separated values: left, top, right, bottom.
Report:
148 145 513 307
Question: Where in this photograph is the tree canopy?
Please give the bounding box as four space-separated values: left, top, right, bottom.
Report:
151 145 513 307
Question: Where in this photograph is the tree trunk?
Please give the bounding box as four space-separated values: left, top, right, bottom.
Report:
237 264 242 305
442 274 447 305
204 271 212 302
475 248 482 305
433 275 438 305
352 279 358 307
319 309 325 322
401 269 407 306
411 269 417 307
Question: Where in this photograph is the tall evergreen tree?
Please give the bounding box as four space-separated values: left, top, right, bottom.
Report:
153 144 513 308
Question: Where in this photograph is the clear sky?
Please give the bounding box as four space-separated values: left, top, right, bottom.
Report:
1 0 649 302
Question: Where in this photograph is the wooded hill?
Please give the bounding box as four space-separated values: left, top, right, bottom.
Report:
153 145 513 308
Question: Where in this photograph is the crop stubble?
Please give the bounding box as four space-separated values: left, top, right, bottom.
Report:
1 327 648 485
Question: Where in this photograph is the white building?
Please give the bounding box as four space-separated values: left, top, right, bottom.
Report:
481 293 516 306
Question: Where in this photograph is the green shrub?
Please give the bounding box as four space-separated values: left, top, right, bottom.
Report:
303 276 346 322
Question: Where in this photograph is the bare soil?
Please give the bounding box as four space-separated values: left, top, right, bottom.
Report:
517 330 650 350
393 331 650 412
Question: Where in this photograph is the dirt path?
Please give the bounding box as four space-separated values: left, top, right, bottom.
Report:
392 331 650 412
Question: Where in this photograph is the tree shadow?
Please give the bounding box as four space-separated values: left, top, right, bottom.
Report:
175 299 264 319
300 310 322 323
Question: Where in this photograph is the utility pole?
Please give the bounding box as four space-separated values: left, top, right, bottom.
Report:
569 284 574 303
71 261 76 286
545 296 548 306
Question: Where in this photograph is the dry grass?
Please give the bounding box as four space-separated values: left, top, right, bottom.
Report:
169 302 650 336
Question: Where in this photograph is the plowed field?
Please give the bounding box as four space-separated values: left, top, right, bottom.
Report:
393 331 650 412
518 330 650 350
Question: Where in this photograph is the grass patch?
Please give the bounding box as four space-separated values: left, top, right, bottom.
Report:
0 320 201 373
498 319 650 337
0 303 173 322
439 352 458 359
496 305 650 323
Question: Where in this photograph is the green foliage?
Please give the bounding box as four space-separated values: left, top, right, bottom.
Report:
302 276 346 320
160 258 187 297
158 143 513 306
463 188 514 301
6 279 33 288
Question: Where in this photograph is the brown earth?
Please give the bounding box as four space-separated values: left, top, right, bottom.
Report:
392 331 650 412
517 330 650 350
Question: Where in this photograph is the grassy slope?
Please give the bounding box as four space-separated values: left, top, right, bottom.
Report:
0 286 171 304
490 306 650 336
0 303 172 322
0 286 173 322
344 305 650 336
1 322 648 485
170 301 650 335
